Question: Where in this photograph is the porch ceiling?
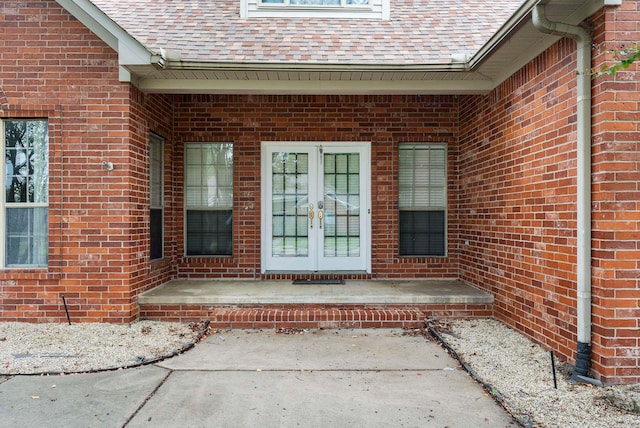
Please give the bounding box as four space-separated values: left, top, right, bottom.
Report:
127 67 496 95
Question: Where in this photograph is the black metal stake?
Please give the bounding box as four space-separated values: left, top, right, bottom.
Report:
61 295 72 325
550 350 558 389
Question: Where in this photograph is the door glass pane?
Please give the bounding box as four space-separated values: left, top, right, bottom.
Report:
272 152 309 257
323 153 360 258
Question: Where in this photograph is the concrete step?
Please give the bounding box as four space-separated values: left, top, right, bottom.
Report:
138 279 494 328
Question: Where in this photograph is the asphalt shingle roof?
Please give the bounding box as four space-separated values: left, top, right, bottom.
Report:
90 0 525 65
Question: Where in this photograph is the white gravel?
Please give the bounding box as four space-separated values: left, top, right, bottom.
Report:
0 320 206 374
435 319 640 428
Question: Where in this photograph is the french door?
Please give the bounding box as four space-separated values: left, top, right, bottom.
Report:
261 142 370 273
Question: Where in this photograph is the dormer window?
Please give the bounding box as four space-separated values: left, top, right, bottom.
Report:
260 0 370 6
242 0 388 19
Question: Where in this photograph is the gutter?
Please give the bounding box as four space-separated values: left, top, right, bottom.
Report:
532 4 593 381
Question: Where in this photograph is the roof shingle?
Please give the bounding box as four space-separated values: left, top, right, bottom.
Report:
90 0 525 65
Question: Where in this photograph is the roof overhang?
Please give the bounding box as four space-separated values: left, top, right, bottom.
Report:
55 0 162 83
57 0 621 95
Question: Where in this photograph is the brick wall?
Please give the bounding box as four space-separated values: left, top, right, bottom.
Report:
590 4 640 384
171 94 460 279
0 1 146 322
458 37 580 364
458 3 640 384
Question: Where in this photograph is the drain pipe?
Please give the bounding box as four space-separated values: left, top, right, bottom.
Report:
532 4 592 379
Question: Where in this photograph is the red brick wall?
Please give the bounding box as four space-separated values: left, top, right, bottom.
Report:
459 4 640 384
590 4 640 384
0 1 150 322
127 89 175 318
172 95 460 278
458 37 580 364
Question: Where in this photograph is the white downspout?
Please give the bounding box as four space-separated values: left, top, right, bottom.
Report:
532 4 592 378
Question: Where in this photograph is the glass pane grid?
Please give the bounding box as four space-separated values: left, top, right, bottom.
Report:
271 153 309 257
323 153 360 258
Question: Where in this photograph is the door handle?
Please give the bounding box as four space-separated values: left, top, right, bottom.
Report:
318 210 324 229
308 203 314 228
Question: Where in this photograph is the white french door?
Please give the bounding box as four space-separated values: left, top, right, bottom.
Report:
261 142 371 273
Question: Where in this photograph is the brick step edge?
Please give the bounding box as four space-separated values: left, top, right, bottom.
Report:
140 304 493 328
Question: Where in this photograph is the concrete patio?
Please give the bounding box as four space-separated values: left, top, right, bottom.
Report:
139 279 493 305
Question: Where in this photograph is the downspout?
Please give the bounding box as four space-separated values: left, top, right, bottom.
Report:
532 4 592 379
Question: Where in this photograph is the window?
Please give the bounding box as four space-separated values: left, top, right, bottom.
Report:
2 119 48 267
185 143 233 256
244 0 387 19
398 144 446 257
150 134 164 260
261 0 369 6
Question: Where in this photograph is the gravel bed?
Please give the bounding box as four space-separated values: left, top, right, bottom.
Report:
434 319 640 428
0 321 207 375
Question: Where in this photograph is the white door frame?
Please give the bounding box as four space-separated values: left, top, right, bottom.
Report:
261 141 371 273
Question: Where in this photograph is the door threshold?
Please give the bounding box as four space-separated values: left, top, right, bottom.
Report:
263 271 369 275
292 278 345 285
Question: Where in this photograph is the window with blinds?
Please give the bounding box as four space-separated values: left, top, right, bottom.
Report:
185 143 233 256
398 143 447 256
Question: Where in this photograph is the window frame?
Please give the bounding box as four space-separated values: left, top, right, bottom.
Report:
184 142 234 257
244 0 388 19
1 118 49 268
150 133 164 261
259 0 371 9
398 143 448 257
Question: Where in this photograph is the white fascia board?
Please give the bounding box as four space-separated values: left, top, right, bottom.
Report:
56 0 155 81
137 78 496 95
469 0 613 84
468 0 539 70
